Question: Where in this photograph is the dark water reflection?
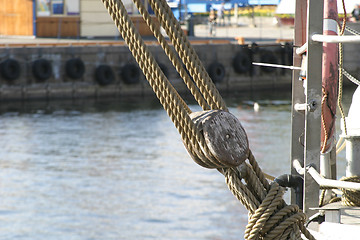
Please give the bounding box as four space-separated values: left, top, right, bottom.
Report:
0 88 355 240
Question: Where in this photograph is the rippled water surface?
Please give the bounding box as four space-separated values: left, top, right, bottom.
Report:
0 89 354 240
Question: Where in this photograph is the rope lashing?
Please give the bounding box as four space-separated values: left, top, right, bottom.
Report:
318 176 360 207
100 0 315 239
222 153 315 240
340 176 360 207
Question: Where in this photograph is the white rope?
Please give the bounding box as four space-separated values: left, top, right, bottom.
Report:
343 68 360 86
345 25 360 36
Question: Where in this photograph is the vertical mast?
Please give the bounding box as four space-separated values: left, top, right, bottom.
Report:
304 0 324 215
291 0 324 215
290 0 307 206
320 0 338 182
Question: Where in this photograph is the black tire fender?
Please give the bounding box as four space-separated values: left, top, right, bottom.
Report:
207 62 225 83
285 42 293 65
260 51 278 73
232 51 252 74
95 65 115 86
0 58 21 81
250 42 259 54
121 63 140 84
65 58 85 79
32 59 52 81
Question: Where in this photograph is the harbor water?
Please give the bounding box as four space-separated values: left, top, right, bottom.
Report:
0 89 354 240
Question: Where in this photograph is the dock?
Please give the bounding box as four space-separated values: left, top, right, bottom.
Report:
0 19 358 101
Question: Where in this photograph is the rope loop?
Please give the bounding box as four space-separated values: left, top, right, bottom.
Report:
244 183 308 240
223 151 314 240
340 176 360 206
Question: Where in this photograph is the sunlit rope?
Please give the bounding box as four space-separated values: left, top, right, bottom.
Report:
99 0 316 239
343 68 360 86
320 88 329 153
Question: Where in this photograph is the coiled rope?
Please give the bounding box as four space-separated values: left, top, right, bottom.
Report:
319 175 360 207
339 176 360 206
100 0 315 238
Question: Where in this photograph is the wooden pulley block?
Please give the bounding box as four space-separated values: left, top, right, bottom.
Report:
190 110 249 167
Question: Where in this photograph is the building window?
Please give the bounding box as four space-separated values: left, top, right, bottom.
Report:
52 0 64 15
37 0 79 16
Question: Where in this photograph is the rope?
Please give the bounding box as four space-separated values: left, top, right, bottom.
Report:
318 176 360 207
101 0 202 168
336 136 346 154
343 68 360 86
222 151 315 240
339 0 347 36
345 25 360 36
147 0 228 111
100 0 315 239
132 0 210 111
101 0 231 169
338 35 347 136
340 176 360 207
320 88 329 153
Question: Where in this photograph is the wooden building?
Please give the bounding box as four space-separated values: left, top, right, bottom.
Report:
0 0 156 38
36 0 81 37
80 0 119 38
80 0 157 38
0 0 34 36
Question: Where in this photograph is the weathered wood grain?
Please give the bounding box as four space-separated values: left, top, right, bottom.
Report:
190 110 249 167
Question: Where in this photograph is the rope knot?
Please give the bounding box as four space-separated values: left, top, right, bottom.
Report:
245 182 307 240
224 156 314 240
340 176 360 206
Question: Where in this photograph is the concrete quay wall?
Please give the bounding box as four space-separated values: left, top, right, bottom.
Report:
0 42 294 101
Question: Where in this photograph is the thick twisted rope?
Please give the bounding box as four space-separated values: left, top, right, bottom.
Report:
340 176 360 206
129 0 231 169
222 151 314 240
100 0 221 169
100 1 314 239
147 0 227 111
319 176 360 207
101 0 231 169
131 0 210 111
